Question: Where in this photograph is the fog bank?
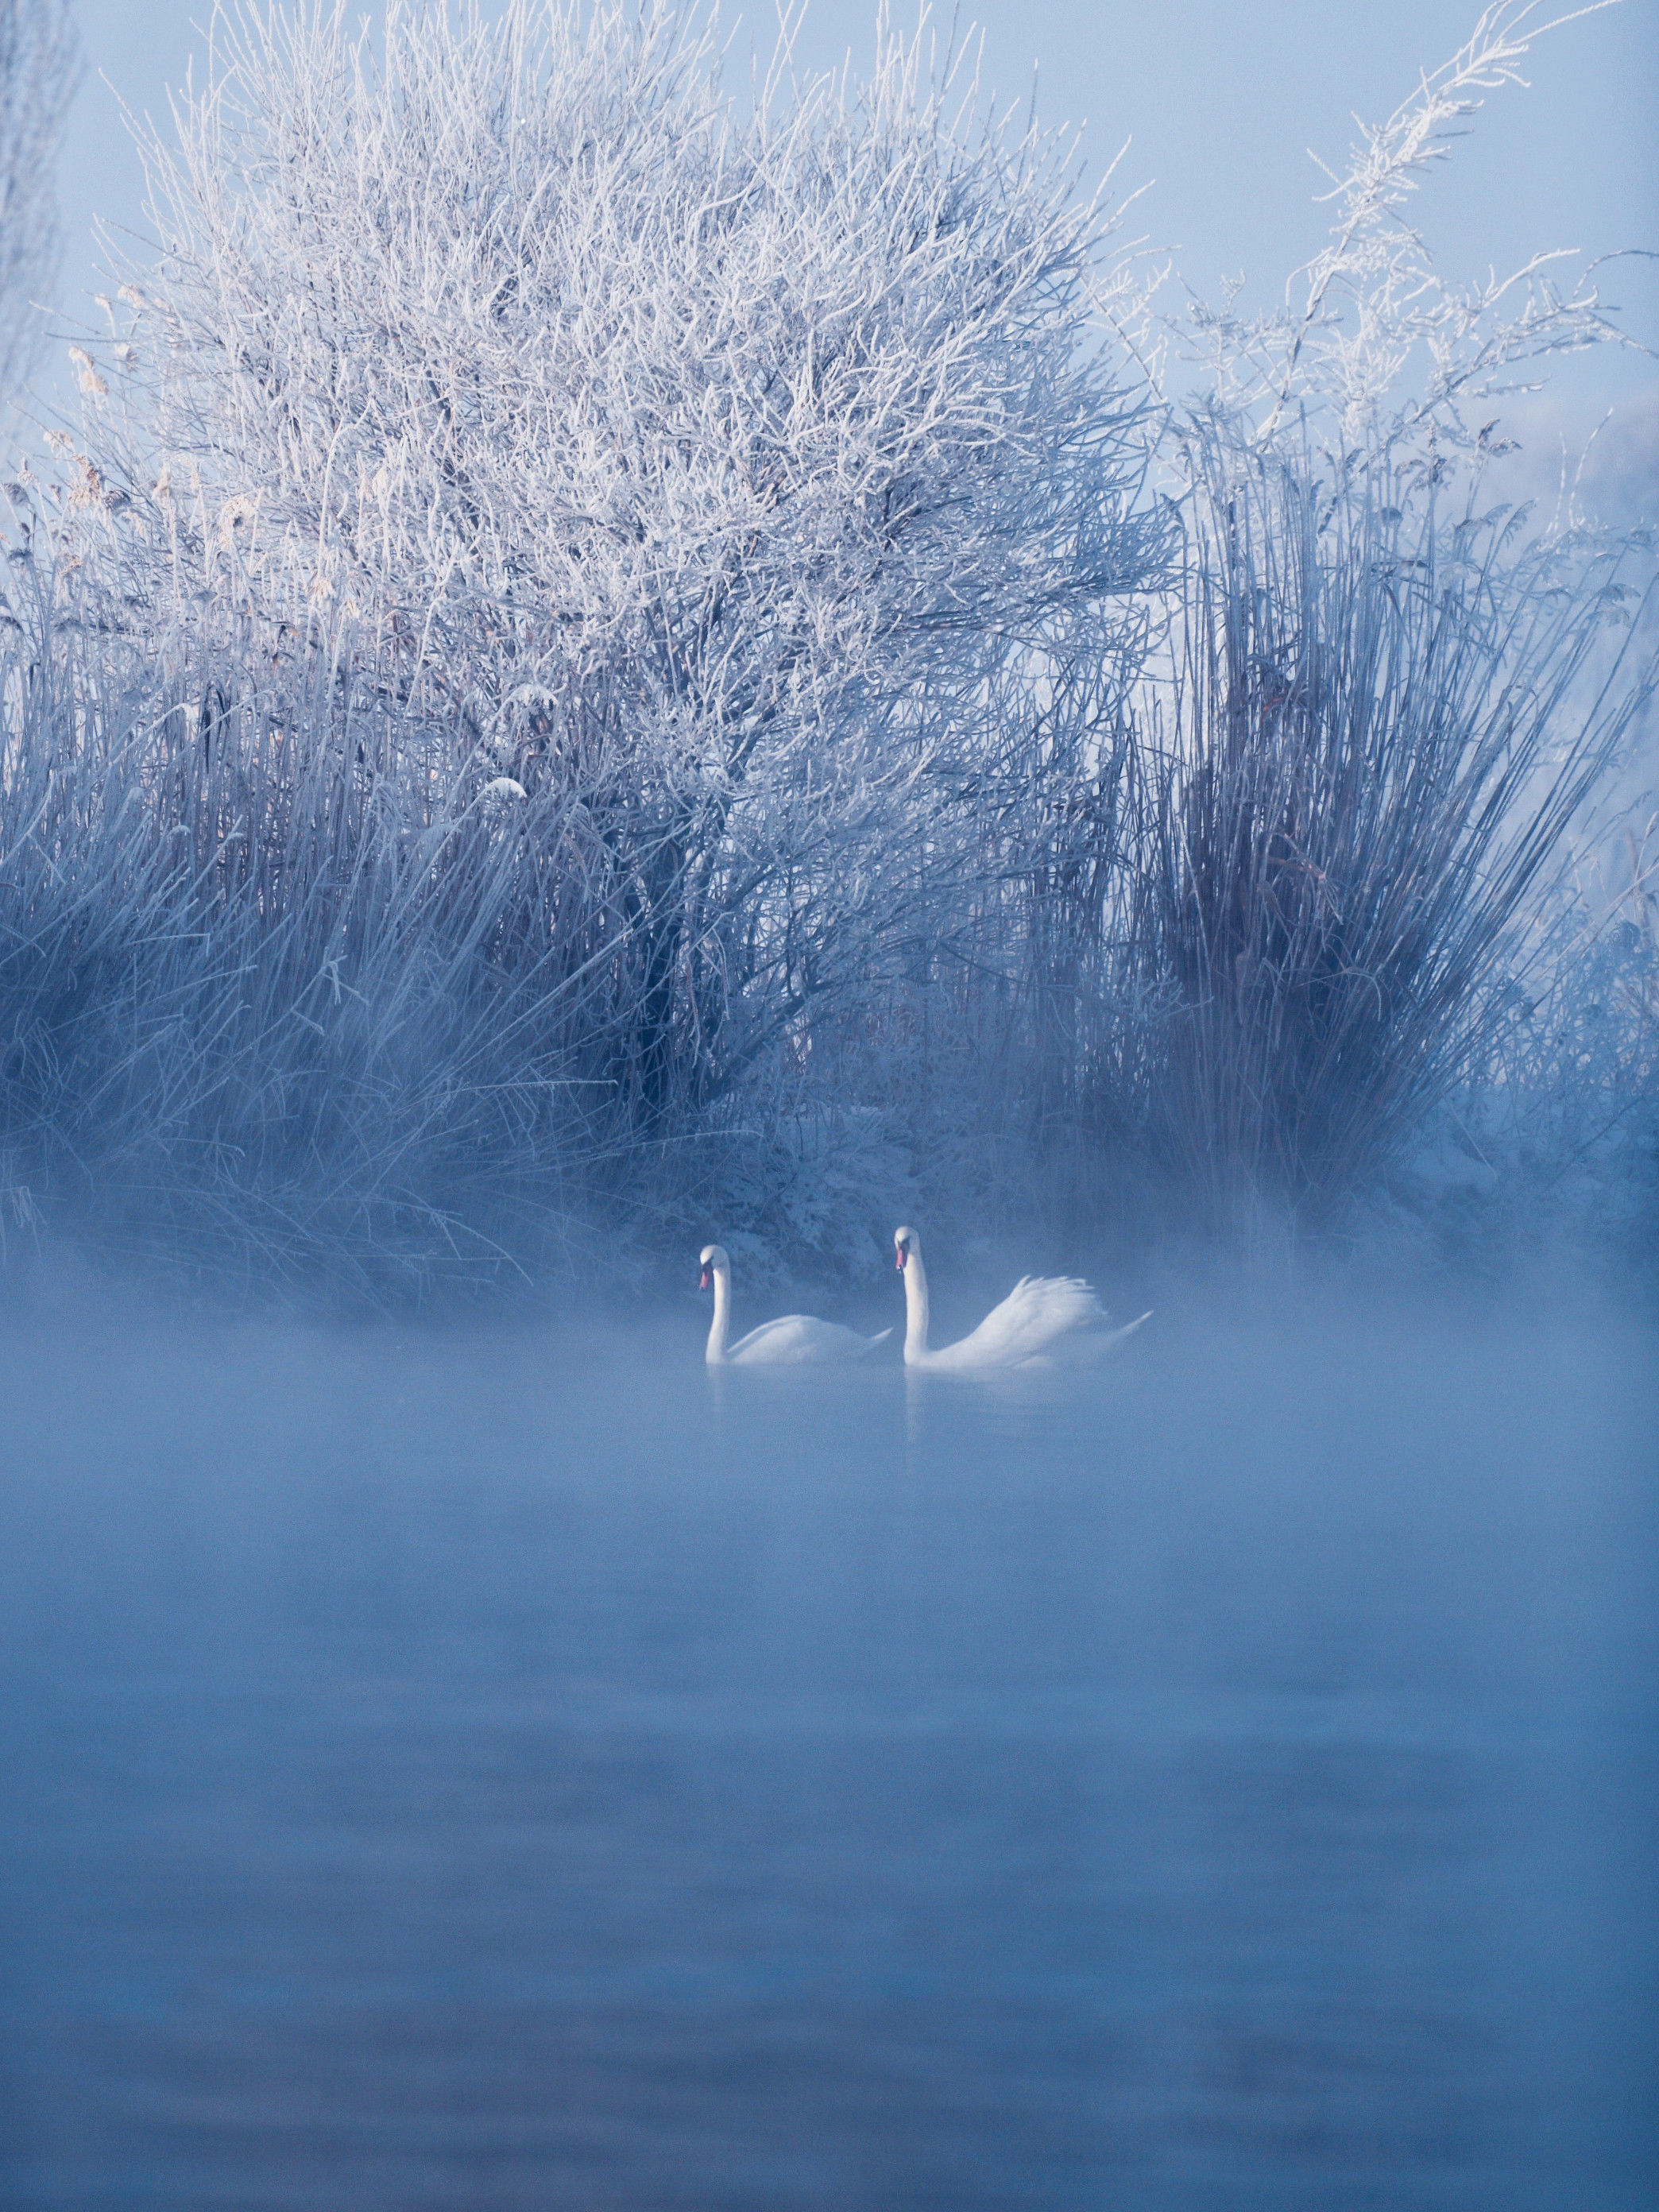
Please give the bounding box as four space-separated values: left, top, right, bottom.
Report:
2 1286 1653 2207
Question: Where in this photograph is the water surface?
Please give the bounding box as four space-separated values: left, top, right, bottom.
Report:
0 1290 1653 2208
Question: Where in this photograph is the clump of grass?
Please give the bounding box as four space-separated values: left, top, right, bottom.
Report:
0 588 658 1296
1119 424 1657 1224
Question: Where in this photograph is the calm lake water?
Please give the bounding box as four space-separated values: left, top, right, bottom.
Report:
0 1285 1653 2209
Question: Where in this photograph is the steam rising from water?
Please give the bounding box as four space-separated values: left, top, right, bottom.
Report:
0 1285 1653 2206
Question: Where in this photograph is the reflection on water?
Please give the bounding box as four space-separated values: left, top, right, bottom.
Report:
0 1292 1653 2209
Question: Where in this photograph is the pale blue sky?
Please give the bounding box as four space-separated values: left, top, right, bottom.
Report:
46 0 1659 463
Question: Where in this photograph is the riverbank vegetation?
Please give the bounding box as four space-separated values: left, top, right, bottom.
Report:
1 1 1653 1301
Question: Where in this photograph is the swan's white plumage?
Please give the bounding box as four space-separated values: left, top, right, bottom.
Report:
894 1225 1148 1371
1008 1309 1153 1367
726 1313 892 1365
700 1246 891 1367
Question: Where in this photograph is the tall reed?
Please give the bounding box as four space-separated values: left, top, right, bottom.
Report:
1119 423 1656 1222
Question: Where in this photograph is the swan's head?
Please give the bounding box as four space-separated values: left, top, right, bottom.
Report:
698 1243 728 1291
893 1225 919 1271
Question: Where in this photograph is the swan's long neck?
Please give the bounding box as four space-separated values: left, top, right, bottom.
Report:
901 1247 930 1365
706 1263 731 1365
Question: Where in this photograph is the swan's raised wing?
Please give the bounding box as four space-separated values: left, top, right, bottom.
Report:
1021 1309 1152 1367
729 1316 891 1365
934 1274 1107 1369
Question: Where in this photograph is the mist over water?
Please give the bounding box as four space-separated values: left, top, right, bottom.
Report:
0 1286 1653 2209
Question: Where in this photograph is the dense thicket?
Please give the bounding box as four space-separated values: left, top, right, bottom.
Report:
1120 427 1653 1223
1 0 1161 1287
0 0 1653 1296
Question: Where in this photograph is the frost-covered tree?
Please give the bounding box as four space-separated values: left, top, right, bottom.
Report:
68 0 1157 1120
0 0 1162 1282
0 0 77 401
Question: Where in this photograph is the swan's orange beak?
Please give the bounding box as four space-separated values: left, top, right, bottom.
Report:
895 1246 907 1270
698 1266 712 1291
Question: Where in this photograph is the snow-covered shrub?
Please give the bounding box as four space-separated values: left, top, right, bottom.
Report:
83 0 1157 1105
0 0 1160 1286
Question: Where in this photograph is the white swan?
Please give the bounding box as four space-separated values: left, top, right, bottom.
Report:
699 1245 893 1367
893 1224 1150 1371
